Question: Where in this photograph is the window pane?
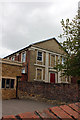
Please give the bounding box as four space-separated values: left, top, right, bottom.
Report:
37 69 42 80
11 79 14 88
6 79 10 88
37 51 42 61
22 68 25 73
22 53 26 62
38 52 42 56
2 78 5 88
62 57 65 64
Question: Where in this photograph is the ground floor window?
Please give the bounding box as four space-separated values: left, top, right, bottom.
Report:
2 78 15 89
36 68 43 81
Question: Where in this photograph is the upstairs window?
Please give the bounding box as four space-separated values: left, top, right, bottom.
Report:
62 57 65 64
11 56 15 61
22 52 26 62
37 51 42 61
58 56 60 64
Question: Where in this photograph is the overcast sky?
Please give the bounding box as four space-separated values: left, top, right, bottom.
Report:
0 0 79 58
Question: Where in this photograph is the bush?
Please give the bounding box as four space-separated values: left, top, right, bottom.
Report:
77 80 80 84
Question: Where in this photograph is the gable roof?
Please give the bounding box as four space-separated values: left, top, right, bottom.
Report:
4 37 67 58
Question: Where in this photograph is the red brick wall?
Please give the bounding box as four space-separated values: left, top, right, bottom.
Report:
18 82 80 102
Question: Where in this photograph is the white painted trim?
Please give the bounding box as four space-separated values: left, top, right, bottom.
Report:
58 55 60 64
45 52 49 82
55 55 56 65
50 54 51 66
2 77 16 79
49 68 57 72
34 64 45 68
37 50 43 63
31 46 66 57
36 67 43 81
21 51 26 63
42 52 44 65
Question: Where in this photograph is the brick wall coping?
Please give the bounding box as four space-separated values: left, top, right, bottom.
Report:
2 102 80 119
0 59 22 66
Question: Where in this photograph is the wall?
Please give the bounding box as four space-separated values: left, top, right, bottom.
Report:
2 60 22 78
2 89 16 100
18 81 79 102
2 59 22 99
33 38 66 55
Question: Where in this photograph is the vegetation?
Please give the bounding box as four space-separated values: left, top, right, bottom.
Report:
55 11 80 77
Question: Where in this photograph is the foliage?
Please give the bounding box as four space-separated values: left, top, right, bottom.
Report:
56 12 80 77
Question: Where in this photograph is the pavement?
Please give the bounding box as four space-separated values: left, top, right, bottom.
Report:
2 102 80 120
2 99 54 116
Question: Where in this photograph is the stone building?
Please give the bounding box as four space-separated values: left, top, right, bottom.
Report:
4 38 71 84
1 59 22 99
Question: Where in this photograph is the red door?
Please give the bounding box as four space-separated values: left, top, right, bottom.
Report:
50 73 55 83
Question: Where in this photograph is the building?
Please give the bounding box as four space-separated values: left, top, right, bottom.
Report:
4 38 71 84
0 58 22 99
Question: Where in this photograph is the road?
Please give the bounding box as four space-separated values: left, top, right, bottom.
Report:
2 99 54 116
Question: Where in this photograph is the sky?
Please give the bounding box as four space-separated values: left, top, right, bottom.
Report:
0 0 79 58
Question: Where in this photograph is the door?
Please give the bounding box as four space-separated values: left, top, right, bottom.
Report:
50 73 55 83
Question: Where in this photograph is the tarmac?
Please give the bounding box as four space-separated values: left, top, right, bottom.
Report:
2 99 54 116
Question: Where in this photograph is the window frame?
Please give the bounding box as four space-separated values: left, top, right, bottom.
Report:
11 56 15 61
2 78 15 89
62 57 65 65
37 51 43 62
22 52 26 63
36 67 43 81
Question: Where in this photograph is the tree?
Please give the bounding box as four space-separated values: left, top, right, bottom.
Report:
55 12 80 77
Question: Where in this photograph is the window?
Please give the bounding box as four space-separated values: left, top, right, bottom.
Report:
11 56 15 61
58 56 60 64
22 52 26 62
2 78 5 88
2 78 15 89
37 51 42 61
11 79 14 88
22 68 25 74
6 79 10 88
62 57 65 64
36 68 43 80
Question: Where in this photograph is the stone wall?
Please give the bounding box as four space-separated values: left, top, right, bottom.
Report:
2 59 22 78
2 89 16 100
18 81 79 102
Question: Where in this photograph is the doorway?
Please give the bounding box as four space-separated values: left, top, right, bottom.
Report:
50 72 55 83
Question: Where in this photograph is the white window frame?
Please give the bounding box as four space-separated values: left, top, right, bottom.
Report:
58 56 60 64
36 67 43 81
21 51 26 63
37 51 43 62
62 57 65 65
